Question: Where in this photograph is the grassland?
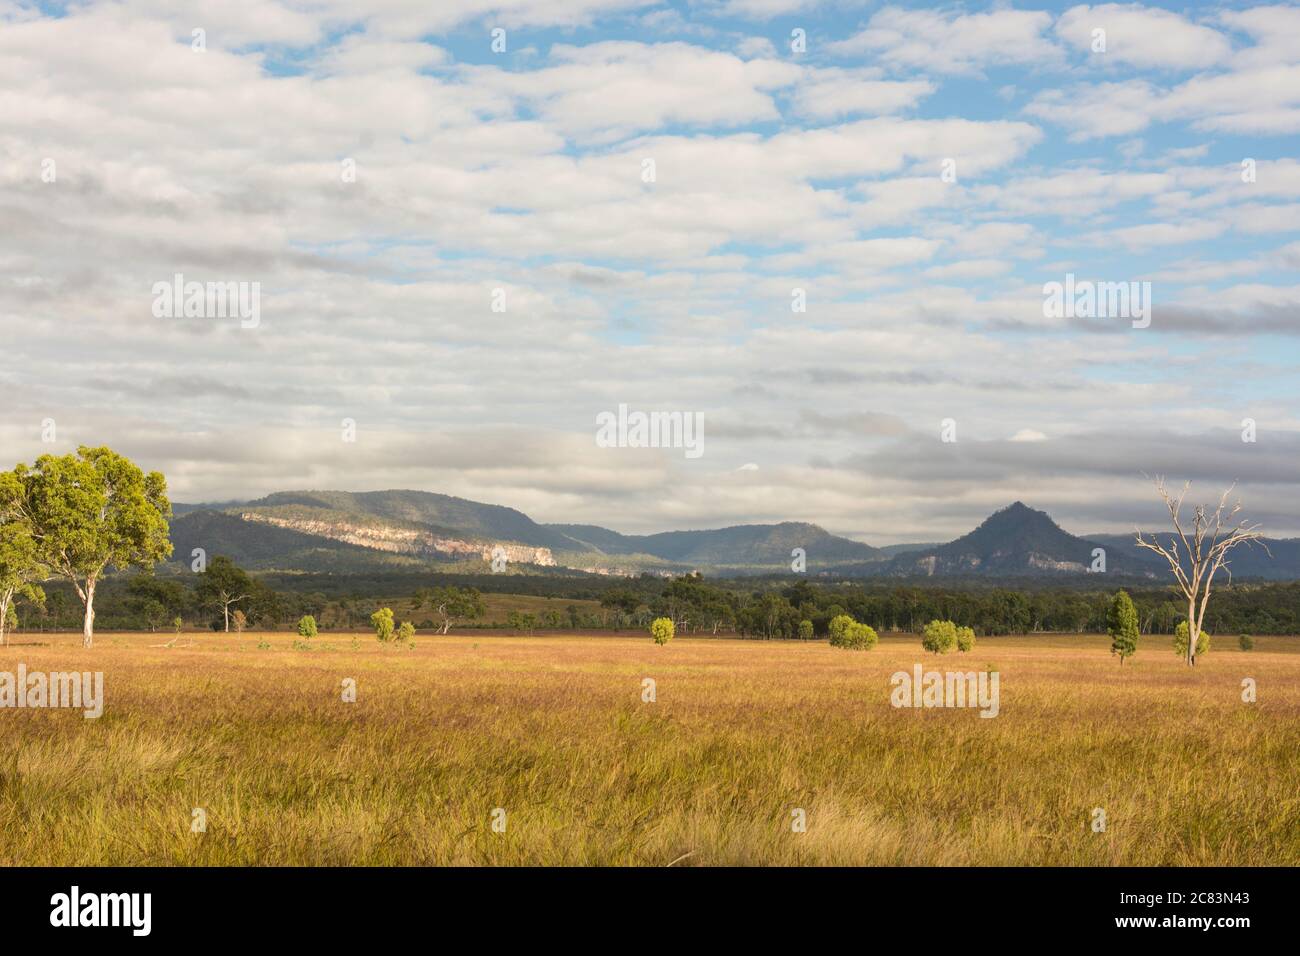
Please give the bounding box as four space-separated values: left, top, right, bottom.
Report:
1 631 1296 866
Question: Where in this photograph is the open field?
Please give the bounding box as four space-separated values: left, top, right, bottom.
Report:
1 631 1297 866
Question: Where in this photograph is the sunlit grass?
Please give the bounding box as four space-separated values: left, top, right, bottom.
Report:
0 631 1296 865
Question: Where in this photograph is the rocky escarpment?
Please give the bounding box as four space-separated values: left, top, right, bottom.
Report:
239 513 556 566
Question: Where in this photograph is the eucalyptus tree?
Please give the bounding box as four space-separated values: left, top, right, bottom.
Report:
0 469 46 644
15 447 171 647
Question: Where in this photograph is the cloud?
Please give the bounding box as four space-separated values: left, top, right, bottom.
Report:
2 0 1298 541
1055 4 1232 70
789 68 934 120
829 6 1060 74
466 41 802 140
1026 65 1300 140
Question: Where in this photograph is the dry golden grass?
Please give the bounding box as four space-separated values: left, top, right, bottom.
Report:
0 630 1296 866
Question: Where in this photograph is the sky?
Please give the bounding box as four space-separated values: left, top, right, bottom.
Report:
1 0 1299 543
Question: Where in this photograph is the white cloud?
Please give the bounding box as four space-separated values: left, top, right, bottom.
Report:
1055 3 1232 70
790 68 934 120
466 41 801 139
829 6 1061 74
1219 4 1300 67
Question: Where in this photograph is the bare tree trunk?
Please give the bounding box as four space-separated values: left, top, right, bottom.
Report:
223 602 230 632
0 586 11 645
82 576 97 648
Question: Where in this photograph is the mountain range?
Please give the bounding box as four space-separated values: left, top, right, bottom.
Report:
167 491 1300 581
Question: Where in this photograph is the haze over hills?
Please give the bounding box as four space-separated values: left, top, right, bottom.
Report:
167 490 1300 581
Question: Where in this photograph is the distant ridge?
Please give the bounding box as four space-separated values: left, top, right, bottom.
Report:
166 491 1300 580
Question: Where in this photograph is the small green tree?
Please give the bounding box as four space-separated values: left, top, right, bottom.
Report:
827 613 855 647
1173 620 1209 658
650 617 674 645
1238 634 1254 651
837 621 878 650
1107 590 1140 665
921 619 957 654
297 615 318 638
372 607 395 642
397 621 415 643
172 615 183 635
797 619 814 641
955 625 976 653
194 555 254 633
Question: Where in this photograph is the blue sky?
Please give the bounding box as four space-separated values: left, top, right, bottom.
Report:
1 1 1298 541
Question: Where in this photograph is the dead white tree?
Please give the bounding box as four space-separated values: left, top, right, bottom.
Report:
1134 478 1267 666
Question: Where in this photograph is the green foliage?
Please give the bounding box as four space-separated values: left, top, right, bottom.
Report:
297 615 318 638
1239 634 1254 651
829 614 877 650
650 617 675 645
827 614 855 645
126 573 186 631
841 621 878 650
13 446 171 645
397 621 415 643
506 610 537 634
737 591 800 638
195 555 256 632
797 619 814 641
419 585 485 634
955 625 976 653
0 469 48 643
921 619 957 654
1173 620 1209 658
371 607 395 642
1107 590 1140 664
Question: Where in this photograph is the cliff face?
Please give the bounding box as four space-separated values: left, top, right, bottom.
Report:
239 513 556 566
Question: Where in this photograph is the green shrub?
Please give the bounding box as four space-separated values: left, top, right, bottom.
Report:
922 619 957 654
397 621 415 643
847 622 878 650
650 617 674 645
827 614 855 647
798 620 814 641
1239 634 1254 651
297 615 318 638
955 626 976 653
371 607 395 642
1173 620 1209 658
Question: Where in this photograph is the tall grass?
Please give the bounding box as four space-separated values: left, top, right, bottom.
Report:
0 632 1295 865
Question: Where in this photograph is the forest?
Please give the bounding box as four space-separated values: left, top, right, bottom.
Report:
15 564 1300 638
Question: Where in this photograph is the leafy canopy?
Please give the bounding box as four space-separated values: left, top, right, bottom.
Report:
16 446 171 584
